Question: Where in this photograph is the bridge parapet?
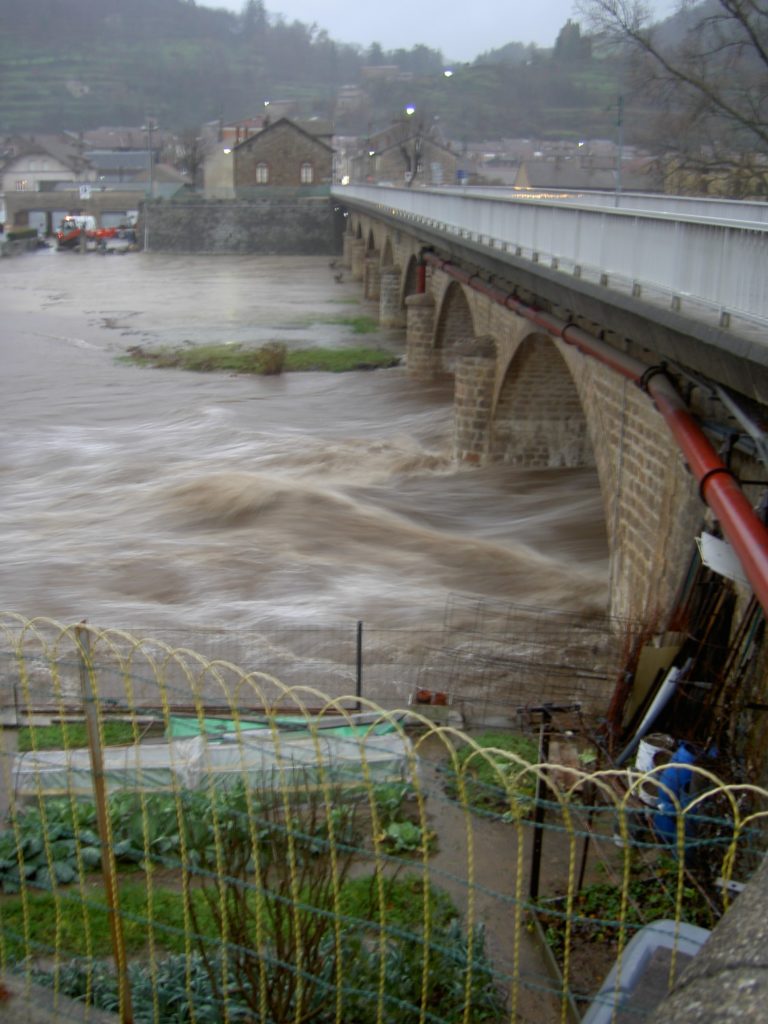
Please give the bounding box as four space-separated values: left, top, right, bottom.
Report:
334 185 768 337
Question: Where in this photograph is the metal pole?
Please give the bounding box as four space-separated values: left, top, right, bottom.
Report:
529 707 552 902
148 121 154 200
577 784 597 894
356 620 363 709
615 94 624 207
76 624 133 1023
144 120 154 252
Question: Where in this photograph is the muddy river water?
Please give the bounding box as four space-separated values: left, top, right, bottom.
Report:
1 249 608 636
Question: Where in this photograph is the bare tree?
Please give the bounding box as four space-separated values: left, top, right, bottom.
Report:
579 1 768 196
175 128 211 190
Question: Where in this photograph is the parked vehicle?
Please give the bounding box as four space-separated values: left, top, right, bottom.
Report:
55 214 131 251
100 224 137 253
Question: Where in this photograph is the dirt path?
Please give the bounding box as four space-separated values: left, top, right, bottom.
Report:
417 736 564 1023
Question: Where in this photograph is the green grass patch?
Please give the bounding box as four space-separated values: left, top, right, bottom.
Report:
443 731 540 814
18 721 139 752
0 880 215 961
123 341 287 375
339 874 457 933
123 342 399 375
0 874 456 963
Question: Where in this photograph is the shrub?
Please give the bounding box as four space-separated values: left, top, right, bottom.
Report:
254 340 287 374
123 342 398 374
371 783 435 855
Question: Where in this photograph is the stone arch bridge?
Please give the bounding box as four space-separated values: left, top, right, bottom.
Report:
333 186 768 627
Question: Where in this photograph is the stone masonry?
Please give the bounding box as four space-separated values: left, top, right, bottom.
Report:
141 197 336 254
233 118 333 189
379 265 405 328
405 292 438 379
454 342 497 464
364 251 381 300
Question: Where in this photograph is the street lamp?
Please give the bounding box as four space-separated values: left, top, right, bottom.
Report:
141 119 157 251
141 119 157 199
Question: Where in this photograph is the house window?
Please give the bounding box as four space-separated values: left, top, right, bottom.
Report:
300 162 314 184
256 162 269 184
15 179 29 191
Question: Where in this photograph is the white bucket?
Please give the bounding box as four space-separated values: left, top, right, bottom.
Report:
636 733 675 805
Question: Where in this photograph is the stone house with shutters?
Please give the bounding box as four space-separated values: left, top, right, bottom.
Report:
232 117 334 190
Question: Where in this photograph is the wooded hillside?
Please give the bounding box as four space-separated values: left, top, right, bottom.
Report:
0 0 636 142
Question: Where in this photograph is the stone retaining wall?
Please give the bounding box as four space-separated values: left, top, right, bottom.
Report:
141 197 341 254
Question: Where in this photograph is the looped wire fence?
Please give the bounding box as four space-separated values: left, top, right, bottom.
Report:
0 614 766 1024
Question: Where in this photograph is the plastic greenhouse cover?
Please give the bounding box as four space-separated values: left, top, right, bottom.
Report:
166 713 401 739
12 728 415 800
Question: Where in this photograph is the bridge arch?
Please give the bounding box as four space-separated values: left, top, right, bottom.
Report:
491 332 596 469
400 255 422 310
434 281 476 374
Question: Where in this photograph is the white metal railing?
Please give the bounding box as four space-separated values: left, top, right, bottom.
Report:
441 186 768 224
333 185 768 330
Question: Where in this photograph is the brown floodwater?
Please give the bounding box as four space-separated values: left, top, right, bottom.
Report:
1 249 608 635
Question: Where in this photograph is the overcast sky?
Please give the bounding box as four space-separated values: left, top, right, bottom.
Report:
204 1 675 63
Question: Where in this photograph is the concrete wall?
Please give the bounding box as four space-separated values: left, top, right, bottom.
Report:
141 197 340 254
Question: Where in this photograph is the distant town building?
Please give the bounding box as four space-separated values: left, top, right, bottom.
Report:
351 120 458 187
0 134 95 195
234 118 333 189
360 65 408 82
514 154 661 192
204 117 334 196
335 85 368 115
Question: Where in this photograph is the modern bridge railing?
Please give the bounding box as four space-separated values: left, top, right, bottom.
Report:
444 186 768 224
334 185 768 330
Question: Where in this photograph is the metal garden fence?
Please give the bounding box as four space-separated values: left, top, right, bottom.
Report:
0 614 765 1024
